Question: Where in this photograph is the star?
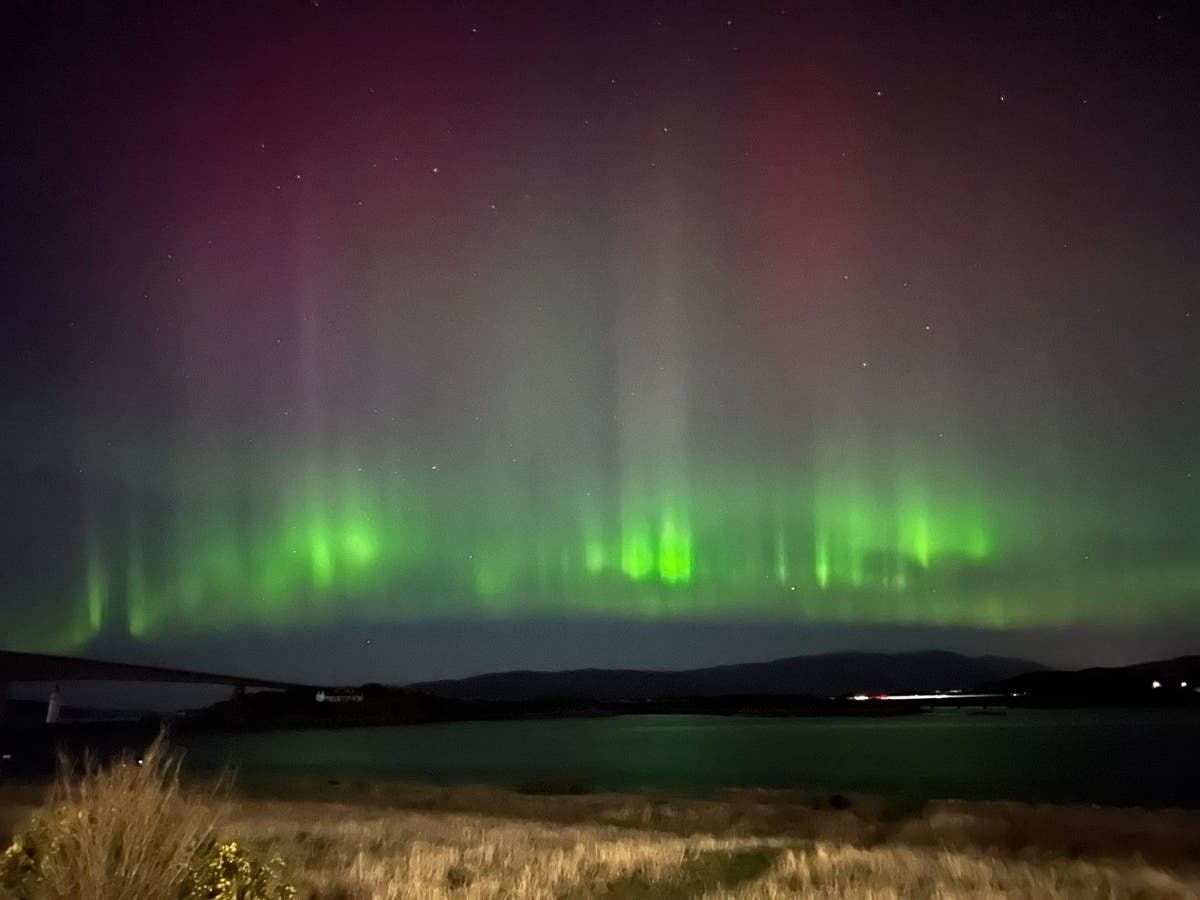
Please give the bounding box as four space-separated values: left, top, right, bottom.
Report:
431 166 439 174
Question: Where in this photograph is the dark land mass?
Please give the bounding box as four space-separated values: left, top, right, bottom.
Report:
184 687 928 730
984 655 1200 705
4 651 1199 777
408 650 1043 701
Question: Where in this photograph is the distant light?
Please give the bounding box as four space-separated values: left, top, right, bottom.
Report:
1152 680 1162 689
1182 681 1188 688
869 692 1008 701
137 758 144 766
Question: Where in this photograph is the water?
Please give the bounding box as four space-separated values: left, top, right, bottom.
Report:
178 709 1200 808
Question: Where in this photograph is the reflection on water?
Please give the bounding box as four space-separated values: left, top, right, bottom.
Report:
179 709 1200 808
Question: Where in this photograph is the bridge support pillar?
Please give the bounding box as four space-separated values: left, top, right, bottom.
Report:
229 684 246 722
46 684 61 724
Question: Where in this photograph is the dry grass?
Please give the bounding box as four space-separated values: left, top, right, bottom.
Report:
1 735 221 900
4 761 1200 898
218 796 1200 899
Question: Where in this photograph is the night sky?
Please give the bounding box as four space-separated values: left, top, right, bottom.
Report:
2 1 1198 682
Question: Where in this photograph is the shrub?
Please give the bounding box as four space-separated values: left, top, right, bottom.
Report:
828 793 852 811
1 734 214 900
515 775 595 795
1 823 51 899
0 734 295 900
182 841 295 900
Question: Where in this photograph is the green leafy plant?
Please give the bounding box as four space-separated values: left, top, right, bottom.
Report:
1 818 55 899
183 840 296 900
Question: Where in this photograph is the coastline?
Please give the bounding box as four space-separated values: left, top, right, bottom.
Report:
213 789 1200 898
232 777 1200 865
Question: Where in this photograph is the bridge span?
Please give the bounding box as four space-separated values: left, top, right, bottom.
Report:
0 649 312 724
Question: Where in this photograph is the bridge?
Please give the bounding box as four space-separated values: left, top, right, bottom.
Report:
0 649 313 724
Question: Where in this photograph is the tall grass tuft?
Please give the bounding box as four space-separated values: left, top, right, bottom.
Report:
1 733 221 900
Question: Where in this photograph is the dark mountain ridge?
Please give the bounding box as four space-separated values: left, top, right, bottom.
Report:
409 650 1044 702
983 655 1200 704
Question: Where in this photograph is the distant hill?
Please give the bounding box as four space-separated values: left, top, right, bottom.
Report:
408 650 1045 702
983 655 1200 704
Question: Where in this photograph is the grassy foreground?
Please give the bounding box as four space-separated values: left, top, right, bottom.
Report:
217 799 1200 899
2 744 1199 898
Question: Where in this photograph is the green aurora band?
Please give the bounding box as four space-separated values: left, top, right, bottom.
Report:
18 454 1189 653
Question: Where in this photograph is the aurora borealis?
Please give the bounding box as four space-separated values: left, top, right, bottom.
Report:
1 2 1198 675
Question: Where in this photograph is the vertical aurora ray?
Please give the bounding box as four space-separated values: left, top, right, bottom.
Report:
657 510 693 584
84 526 106 635
772 500 790 586
814 527 832 590
125 507 148 637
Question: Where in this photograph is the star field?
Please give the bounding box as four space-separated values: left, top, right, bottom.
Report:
0 1 1198 674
